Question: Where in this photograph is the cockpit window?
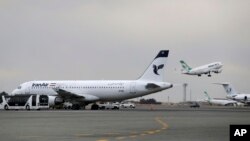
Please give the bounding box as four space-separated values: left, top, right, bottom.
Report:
18 86 22 89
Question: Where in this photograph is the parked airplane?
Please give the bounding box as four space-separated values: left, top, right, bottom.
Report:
203 91 238 106
214 83 250 104
11 50 173 109
180 60 223 77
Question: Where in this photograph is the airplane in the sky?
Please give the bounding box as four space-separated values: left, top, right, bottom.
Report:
214 83 250 104
179 60 223 77
203 91 238 106
11 50 173 109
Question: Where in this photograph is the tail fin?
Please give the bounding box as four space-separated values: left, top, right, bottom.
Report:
204 91 211 102
213 83 238 95
180 60 192 72
138 50 169 82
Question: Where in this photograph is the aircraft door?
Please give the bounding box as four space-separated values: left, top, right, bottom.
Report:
130 82 136 94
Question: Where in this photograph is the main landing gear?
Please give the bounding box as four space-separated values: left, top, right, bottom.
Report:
208 72 211 77
91 103 99 110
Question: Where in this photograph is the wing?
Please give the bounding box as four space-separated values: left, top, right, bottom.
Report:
53 88 99 102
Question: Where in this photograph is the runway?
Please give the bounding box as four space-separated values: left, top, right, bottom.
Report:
0 107 250 141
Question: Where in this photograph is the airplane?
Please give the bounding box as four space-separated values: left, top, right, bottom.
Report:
179 60 223 77
11 50 173 110
203 91 238 106
214 83 250 104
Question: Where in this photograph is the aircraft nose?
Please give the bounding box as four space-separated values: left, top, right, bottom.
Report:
220 62 223 67
165 83 173 89
169 84 173 88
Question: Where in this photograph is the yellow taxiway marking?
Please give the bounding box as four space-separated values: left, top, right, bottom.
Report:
140 133 147 136
116 136 126 140
76 116 169 141
155 129 161 133
103 132 120 135
145 130 156 134
129 135 137 138
19 136 43 138
96 139 108 141
75 133 93 137
155 117 169 129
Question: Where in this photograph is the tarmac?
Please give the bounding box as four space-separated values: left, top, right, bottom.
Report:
0 106 250 141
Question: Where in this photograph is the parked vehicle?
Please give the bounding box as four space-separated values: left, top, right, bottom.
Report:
0 95 49 110
120 102 135 108
98 102 120 110
190 102 200 108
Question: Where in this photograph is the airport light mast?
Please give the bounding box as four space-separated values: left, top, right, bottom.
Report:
183 83 188 102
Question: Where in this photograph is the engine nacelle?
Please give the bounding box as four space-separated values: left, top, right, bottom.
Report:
213 69 222 74
49 96 64 106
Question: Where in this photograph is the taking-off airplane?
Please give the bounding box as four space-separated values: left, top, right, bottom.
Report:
11 50 173 109
180 60 223 77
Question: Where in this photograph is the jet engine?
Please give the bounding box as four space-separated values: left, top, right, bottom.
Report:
213 69 222 73
48 96 64 106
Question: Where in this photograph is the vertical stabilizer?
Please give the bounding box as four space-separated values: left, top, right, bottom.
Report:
180 60 192 72
214 83 238 95
204 91 211 102
138 50 169 82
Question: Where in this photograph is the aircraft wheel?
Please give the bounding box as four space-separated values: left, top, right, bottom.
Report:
26 105 30 110
91 104 99 110
72 104 80 110
4 105 9 110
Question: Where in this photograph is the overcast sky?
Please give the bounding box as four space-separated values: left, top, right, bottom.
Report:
1 0 250 102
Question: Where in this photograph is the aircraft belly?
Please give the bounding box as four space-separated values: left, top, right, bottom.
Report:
91 90 129 101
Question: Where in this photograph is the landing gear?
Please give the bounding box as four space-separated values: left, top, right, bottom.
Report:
198 74 201 77
91 103 99 110
26 105 30 110
4 105 8 110
72 104 80 110
208 72 211 77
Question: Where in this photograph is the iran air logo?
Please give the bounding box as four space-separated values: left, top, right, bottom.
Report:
153 64 164 75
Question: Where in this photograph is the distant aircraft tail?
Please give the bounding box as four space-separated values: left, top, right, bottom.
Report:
180 60 192 72
138 50 169 82
204 91 211 102
213 83 238 95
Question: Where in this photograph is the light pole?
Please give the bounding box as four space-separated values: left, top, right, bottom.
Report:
183 83 188 102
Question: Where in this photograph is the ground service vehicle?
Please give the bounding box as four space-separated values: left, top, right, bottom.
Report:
0 95 49 110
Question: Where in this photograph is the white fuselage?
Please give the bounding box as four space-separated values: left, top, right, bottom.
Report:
12 80 173 102
206 99 237 106
226 93 250 102
183 62 223 75
11 50 172 104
